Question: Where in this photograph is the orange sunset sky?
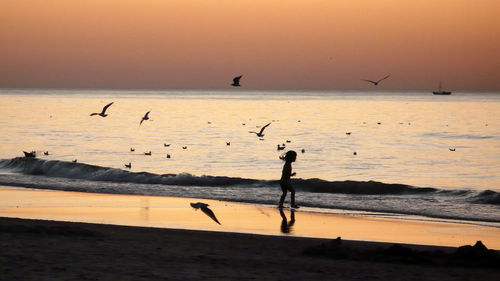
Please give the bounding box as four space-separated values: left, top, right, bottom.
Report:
1 0 499 90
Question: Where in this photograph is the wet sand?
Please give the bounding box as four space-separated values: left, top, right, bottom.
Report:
1 187 500 280
1 186 499 249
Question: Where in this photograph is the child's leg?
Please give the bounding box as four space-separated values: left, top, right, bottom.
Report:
290 187 297 207
279 189 287 207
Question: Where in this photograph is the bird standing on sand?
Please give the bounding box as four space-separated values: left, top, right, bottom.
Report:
190 202 221 225
90 102 114 117
139 111 151 126
249 122 271 138
231 75 243 87
362 75 390 86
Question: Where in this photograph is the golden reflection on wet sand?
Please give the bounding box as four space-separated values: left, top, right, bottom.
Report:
1 187 499 249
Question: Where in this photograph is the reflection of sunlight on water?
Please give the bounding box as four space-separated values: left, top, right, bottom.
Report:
0 90 499 191
4 187 500 248
140 198 150 222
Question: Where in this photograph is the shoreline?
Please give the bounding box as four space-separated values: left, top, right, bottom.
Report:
1 186 500 249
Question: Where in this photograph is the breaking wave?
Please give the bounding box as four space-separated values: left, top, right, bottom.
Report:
1 157 499 223
1 157 434 195
471 190 500 205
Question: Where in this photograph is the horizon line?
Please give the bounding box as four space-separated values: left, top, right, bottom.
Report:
1 87 499 93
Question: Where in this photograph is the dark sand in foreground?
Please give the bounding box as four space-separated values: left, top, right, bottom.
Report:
1 217 498 281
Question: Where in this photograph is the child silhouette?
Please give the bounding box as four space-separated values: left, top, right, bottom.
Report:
279 150 298 208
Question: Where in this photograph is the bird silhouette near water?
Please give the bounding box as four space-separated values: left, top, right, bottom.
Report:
139 111 151 126
249 122 271 138
231 75 242 87
23 151 36 158
362 75 390 86
190 202 221 225
90 102 114 117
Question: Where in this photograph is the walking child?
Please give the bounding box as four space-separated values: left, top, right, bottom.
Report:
279 150 298 208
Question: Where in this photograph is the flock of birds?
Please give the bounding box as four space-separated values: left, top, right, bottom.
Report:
27 73 459 171
23 74 464 224
86 79 308 170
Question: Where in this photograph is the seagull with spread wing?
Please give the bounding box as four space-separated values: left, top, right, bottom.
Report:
139 111 151 126
190 202 221 225
362 75 390 86
249 122 271 138
90 102 114 117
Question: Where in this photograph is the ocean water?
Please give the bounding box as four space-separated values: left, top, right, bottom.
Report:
0 89 499 224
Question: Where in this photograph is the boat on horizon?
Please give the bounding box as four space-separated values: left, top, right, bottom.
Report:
433 82 451 95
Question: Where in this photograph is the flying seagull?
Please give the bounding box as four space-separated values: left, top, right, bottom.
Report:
90 102 114 117
190 202 221 225
139 111 151 126
249 122 271 137
231 75 243 87
362 75 390 86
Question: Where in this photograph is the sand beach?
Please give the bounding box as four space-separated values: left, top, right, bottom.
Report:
1 187 499 280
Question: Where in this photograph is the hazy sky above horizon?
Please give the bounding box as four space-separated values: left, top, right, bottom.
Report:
1 0 499 90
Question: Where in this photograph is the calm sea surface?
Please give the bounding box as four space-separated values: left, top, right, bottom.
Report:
1 89 499 224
